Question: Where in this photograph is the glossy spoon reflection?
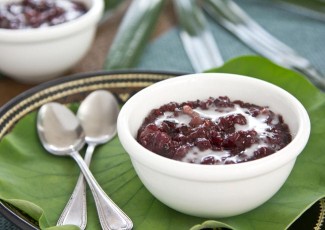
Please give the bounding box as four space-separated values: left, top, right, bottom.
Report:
37 102 132 230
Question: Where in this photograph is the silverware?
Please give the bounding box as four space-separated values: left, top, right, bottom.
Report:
203 0 325 91
37 102 133 230
174 0 223 72
56 91 120 229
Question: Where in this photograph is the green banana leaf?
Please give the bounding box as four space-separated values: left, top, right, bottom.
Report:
0 56 324 229
105 0 165 69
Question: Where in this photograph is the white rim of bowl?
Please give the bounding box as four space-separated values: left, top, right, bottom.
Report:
117 73 311 182
0 0 104 42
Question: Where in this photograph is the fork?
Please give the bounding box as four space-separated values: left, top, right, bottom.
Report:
202 0 325 91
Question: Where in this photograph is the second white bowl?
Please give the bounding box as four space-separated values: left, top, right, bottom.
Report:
0 0 104 83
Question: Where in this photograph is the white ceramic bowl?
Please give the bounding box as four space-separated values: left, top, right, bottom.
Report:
117 73 310 218
0 0 103 83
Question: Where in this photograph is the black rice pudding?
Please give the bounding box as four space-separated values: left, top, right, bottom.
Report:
0 0 88 29
137 96 292 165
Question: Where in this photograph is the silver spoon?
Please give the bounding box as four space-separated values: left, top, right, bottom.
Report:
57 90 120 229
37 102 133 230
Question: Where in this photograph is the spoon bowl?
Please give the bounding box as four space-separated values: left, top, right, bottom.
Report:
77 90 120 144
37 102 85 155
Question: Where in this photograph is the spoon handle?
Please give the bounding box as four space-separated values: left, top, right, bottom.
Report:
57 171 87 228
70 151 133 230
57 144 96 228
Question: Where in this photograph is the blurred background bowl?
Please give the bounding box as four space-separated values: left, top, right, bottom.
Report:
0 0 104 83
117 73 311 218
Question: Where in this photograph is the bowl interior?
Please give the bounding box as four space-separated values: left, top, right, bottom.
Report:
126 73 302 139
